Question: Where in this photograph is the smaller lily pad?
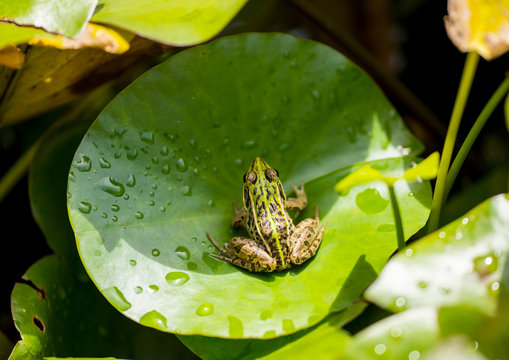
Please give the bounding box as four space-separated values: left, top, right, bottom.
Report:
10 255 197 359
343 308 439 360
365 194 509 315
29 120 93 274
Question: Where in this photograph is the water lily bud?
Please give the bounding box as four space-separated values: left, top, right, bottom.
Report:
445 0 509 60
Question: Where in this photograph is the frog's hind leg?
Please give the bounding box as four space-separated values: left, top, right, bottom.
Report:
206 232 231 257
206 233 276 272
289 209 327 265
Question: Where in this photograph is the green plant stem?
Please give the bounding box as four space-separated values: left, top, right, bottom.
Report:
388 184 405 251
444 77 509 201
428 52 479 232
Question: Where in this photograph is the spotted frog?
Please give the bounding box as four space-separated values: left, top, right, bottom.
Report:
207 157 326 272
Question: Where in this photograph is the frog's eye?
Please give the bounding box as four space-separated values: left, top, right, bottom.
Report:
265 168 278 181
245 171 257 183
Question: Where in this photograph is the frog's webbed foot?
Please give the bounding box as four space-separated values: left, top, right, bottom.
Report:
285 183 308 217
231 201 247 228
289 208 327 265
206 233 276 272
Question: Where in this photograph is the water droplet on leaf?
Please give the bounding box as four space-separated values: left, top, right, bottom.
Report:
176 158 188 172
99 177 125 197
99 158 111 168
175 246 190 260
126 148 138 160
103 286 131 311
165 272 190 286
196 303 214 316
78 201 92 214
126 174 136 187
75 155 92 172
140 131 154 144
180 185 192 196
139 310 167 329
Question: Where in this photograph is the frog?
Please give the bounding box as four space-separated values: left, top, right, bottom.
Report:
207 157 327 272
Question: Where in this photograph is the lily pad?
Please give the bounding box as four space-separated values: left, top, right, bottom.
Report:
92 0 248 46
365 194 509 315
0 0 98 38
179 302 365 360
67 33 430 338
10 255 197 359
342 308 440 360
29 120 92 274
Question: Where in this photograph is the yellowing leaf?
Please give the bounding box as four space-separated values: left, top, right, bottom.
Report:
402 152 439 182
334 153 439 194
0 45 25 69
445 0 509 60
29 23 133 54
334 165 391 194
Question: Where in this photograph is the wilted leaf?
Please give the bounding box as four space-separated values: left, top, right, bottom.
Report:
0 36 168 126
0 45 24 69
29 23 133 54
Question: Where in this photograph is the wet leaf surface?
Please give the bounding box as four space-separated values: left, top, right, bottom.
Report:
366 194 509 316
67 33 431 338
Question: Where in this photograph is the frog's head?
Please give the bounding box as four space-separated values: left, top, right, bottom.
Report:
242 157 286 209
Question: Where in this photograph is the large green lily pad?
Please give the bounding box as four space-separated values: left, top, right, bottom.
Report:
179 302 365 360
67 33 430 338
365 194 509 315
92 0 248 46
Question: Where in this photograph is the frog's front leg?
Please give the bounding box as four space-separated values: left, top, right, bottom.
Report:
289 209 327 265
285 183 308 218
207 233 277 272
231 201 248 228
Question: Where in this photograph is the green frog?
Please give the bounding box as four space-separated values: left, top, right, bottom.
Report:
207 157 326 272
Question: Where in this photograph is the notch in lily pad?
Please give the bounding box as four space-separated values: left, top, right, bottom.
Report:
334 152 439 251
